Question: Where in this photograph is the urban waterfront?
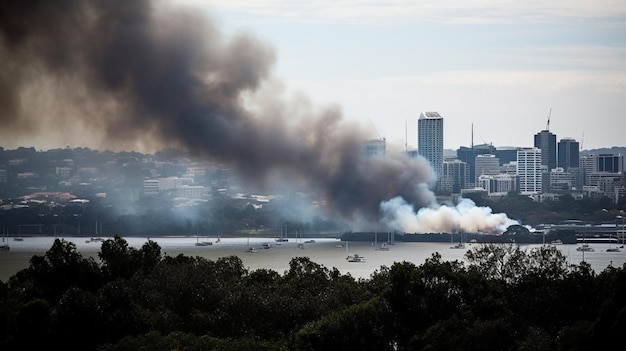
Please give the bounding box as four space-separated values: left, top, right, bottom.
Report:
2 235 625 282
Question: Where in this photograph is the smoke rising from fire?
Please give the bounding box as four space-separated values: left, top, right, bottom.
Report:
0 0 517 233
380 196 519 234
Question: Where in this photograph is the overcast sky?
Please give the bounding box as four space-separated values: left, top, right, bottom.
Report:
181 0 626 152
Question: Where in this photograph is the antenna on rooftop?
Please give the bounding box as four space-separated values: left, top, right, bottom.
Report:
405 118 408 152
546 108 552 131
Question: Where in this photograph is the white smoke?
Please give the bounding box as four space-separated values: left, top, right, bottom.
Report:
380 196 518 234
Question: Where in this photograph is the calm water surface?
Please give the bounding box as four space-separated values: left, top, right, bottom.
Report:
1 236 625 282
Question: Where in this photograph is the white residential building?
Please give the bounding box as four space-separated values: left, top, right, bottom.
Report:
477 174 517 195
517 147 542 194
418 111 444 178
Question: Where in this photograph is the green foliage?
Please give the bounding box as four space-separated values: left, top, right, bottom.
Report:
295 297 394 351
8 239 102 302
0 238 625 350
464 243 570 282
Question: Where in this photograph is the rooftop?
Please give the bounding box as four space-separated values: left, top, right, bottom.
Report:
420 111 442 119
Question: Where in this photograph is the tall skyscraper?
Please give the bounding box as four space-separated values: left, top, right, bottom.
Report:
534 130 557 171
557 137 580 171
418 111 443 178
517 147 542 194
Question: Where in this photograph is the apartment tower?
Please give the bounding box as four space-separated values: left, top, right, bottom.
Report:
534 130 557 171
557 137 580 171
418 111 444 178
517 147 543 194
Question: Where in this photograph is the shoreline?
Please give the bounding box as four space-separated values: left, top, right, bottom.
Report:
2 235 624 282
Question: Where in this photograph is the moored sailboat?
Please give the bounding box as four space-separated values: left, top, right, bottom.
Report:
450 231 465 249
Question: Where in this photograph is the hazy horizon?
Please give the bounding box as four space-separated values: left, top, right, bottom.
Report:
1 1 624 153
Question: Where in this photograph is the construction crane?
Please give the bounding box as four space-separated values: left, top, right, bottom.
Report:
368 118 383 140
546 108 552 131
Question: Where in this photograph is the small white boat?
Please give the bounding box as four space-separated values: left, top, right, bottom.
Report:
346 254 365 262
450 243 465 249
606 239 621 252
245 247 258 253
375 243 390 251
576 244 594 252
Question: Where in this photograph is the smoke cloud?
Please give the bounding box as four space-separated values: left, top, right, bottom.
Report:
0 0 516 233
380 196 519 234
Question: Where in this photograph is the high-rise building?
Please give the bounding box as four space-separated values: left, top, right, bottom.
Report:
580 155 595 186
442 159 469 193
581 153 624 186
597 154 624 173
474 154 500 183
517 147 543 194
362 138 386 158
534 130 557 171
456 143 495 187
549 167 577 192
418 111 444 178
557 137 580 170
493 147 520 166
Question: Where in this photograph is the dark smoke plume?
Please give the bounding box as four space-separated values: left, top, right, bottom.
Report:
0 0 437 223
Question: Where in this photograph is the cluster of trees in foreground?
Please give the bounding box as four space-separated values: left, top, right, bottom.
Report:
1 237 625 350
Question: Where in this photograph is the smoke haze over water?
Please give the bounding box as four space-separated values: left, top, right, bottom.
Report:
0 0 517 231
380 197 519 234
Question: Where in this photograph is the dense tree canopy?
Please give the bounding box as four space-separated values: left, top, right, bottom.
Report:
0 237 624 350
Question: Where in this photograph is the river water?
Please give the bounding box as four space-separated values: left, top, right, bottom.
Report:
1 236 625 282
